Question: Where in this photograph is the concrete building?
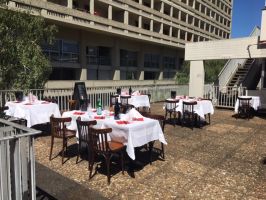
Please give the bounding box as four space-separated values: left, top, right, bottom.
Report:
6 0 232 86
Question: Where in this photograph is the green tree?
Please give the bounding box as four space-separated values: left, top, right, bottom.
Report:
176 60 227 84
0 0 57 90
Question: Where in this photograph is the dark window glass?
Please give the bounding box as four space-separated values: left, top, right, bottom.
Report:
120 49 138 67
144 54 160 68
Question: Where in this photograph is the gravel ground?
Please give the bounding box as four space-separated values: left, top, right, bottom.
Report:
35 102 266 200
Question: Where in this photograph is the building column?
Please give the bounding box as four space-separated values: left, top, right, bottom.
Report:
80 32 87 80
139 71 144 80
159 22 163 34
150 19 153 31
150 0 154 9
169 26 172 37
189 61 205 97
124 7 129 24
90 0 94 15
160 1 164 13
108 5 112 20
138 15 142 28
67 0 72 8
170 6 173 17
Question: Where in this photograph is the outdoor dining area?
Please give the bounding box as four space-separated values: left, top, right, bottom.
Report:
1 85 266 199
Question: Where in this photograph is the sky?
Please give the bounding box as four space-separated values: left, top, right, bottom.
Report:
231 0 265 38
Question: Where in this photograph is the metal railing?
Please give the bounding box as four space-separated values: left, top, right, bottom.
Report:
209 85 247 108
0 119 41 200
0 84 245 110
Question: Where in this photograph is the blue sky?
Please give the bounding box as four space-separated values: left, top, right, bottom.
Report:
231 0 265 38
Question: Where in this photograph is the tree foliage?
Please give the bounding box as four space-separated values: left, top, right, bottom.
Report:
0 0 57 90
176 60 227 84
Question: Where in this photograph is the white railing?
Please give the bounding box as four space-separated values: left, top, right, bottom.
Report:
0 119 41 200
0 84 244 110
218 59 246 88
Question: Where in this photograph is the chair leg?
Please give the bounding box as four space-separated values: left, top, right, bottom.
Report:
161 142 165 160
149 141 154 165
89 152 95 179
76 143 80 164
106 155 111 184
49 136 54 161
121 151 124 175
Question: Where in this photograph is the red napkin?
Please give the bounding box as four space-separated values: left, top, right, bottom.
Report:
109 113 114 116
24 103 33 105
41 101 50 104
73 112 85 115
94 116 105 119
116 120 130 125
132 117 144 121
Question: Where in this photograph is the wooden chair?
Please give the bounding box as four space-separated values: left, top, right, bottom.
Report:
49 115 76 164
164 99 180 126
110 94 119 107
68 99 77 111
237 97 252 119
141 113 166 161
88 127 125 184
120 95 134 113
182 101 198 129
76 118 97 164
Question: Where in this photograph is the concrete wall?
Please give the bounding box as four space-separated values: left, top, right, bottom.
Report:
261 8 266 41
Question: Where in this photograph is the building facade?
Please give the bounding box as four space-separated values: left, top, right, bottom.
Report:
7 0 233 83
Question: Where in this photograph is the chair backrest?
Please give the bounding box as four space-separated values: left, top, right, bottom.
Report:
110 94 119 107
170 91 176 99
89 127 113 154
120 96 131 106
238 97 252 108
76 117 97 143
68 100 77 111
182 101 197 113
50 115 72 138
165 99 179 110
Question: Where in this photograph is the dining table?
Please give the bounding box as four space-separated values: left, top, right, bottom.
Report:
62 108 166 160
5 100 61 127
165 96 214 120
234 96 261 113
118 94 150 109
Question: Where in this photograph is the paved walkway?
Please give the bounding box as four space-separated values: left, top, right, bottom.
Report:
35 102 266 200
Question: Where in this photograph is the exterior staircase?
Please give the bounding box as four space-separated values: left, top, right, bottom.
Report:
227 58 255 87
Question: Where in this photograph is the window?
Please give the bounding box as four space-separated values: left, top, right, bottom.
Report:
163 56 176 69
86 46 111 65
42 39 79 63
120 49 138 67
144 71 157 80
144 54 160 68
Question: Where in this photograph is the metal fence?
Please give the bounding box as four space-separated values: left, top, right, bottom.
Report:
0 84 245 110
0 119 41 200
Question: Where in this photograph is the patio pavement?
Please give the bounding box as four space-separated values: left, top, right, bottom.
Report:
35 102 266 200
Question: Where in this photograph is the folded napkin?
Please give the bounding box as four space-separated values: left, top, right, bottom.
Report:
116 120 130 125
92 109 97 112
24 103 33 105
14 101 21 103
132 117 144 121
94 116 105 119
121 108 143 121
73 112 85 115
132 90 140 96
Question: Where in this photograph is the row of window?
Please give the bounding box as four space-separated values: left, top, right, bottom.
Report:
41 40 178 69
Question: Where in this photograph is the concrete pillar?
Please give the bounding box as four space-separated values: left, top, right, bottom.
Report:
139 71 144 80
189 61 205 97
124 6 129 24
169 26 172 37
80 32 87 80
158 71 163 80
160 1 164 13
159 22 163 34
90 0 94 15
108 5 112 20
170 6 173 17
67 0 72 8
150 19 153 31
139 0 142 4
138 15 142 28
192 0 195 8
178 11 181 20
113 70 120 80
150 0 154 9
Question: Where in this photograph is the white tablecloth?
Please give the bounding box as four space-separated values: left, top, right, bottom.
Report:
177 99 214 119
5 101 61 127
234 96 261 113
119 95 150 108
62 110 166 160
